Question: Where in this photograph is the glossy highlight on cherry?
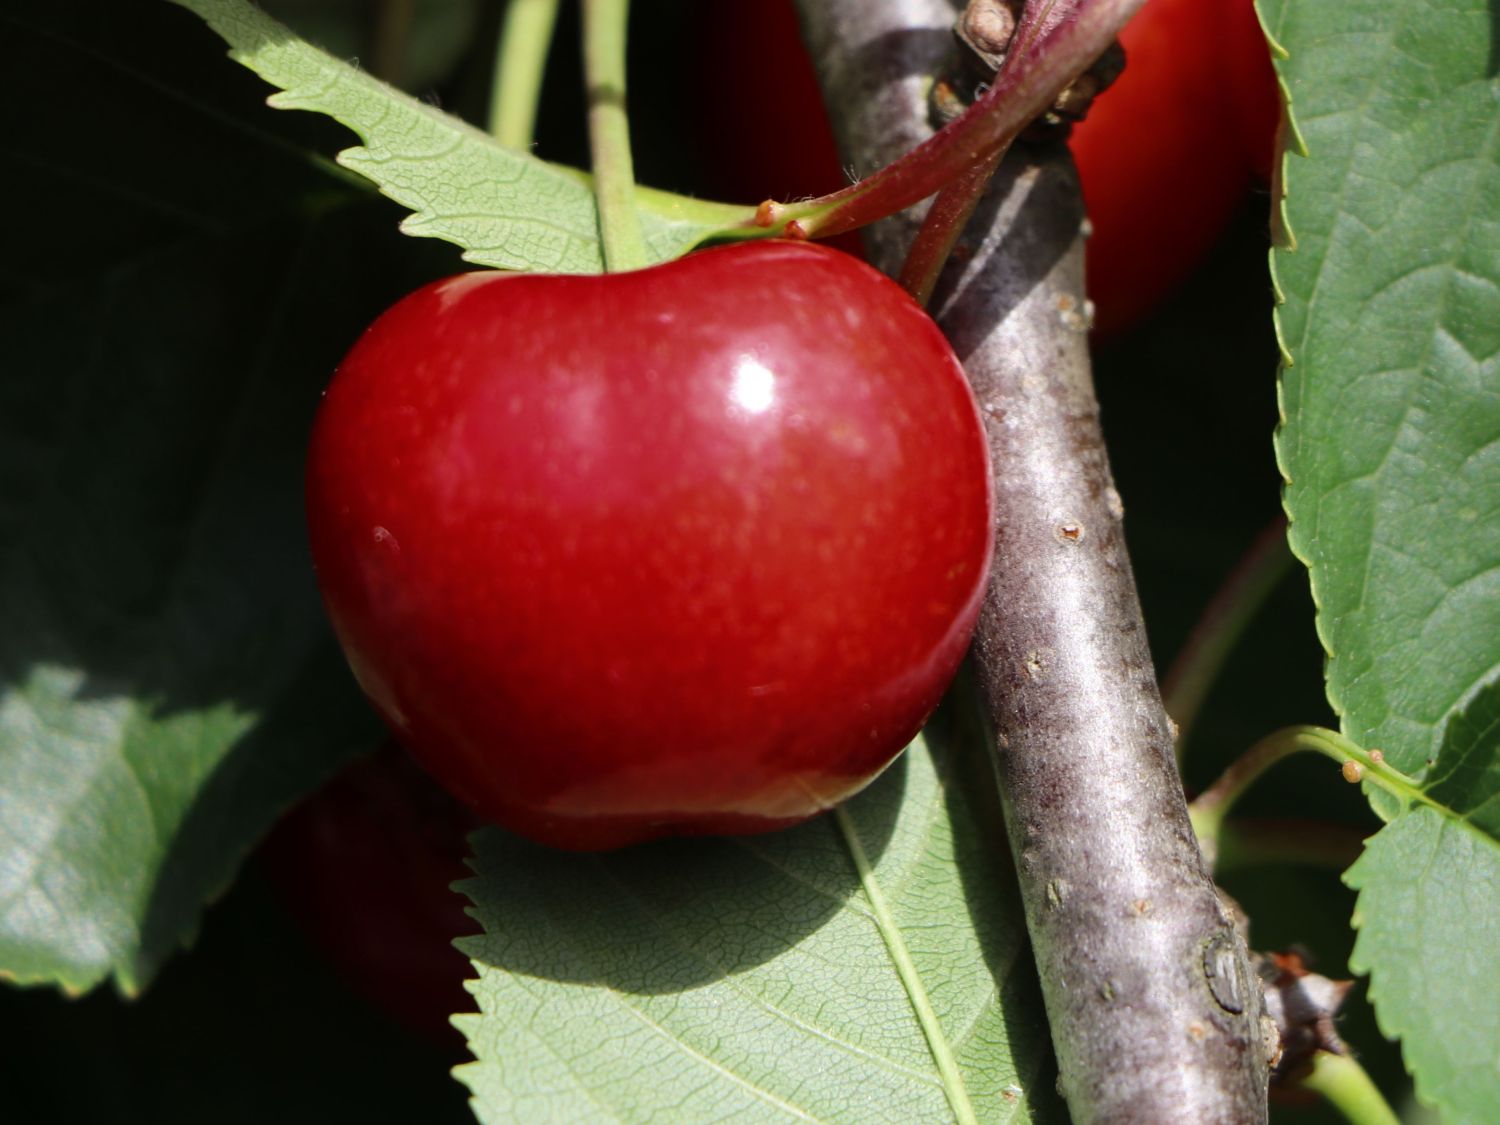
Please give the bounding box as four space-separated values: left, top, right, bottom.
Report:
306 241 994 850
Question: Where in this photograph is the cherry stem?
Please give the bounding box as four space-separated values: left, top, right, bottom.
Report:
897 0 1070 301
1163 516 1295 765
756 0 1145 241
581 0 647 272
490 0 561 149
898 150 1003 305
1294 1051 1401 1125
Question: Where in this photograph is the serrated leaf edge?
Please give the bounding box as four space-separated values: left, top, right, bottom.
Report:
1342 807 1494 1121
443 733 1048 1122
166 0 755 273
1261 4 1349 771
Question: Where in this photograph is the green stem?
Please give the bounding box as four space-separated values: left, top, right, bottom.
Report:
581 0 647 272
1189 726 1421 854
489 0 561 149
1163 517 1293 764
1290 727 1429 804
746 0 1145 240
1296 1051 1400 1125
1189 728 1308 846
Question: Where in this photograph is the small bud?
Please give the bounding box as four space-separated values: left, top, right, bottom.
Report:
958 0 1019 66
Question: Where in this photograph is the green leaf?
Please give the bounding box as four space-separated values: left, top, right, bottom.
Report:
1266 0 1500 790
0 0 444 992
454 723 1060 1124
0 215 392 994
0 213 411 996
1344 679 1500 1122
1263 0 1499 1114
168 0 754 275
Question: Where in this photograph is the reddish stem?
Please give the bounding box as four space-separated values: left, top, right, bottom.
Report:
898 150 1003 305
897 1 1069 303
761 0 1145 239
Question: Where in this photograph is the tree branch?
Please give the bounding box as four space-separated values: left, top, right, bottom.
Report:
796 1 1273 1119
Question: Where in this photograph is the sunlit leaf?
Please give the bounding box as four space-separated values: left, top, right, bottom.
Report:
455 725 1061 1124
1265 0 1500 1114
170 0 754 274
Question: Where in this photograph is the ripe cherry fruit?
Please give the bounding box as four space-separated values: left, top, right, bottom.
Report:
1071 0 1280 338
306 240 993 851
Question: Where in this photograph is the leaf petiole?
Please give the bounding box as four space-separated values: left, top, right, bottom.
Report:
1189 725 1426 856
749 0 1146 242
897 151 1002 305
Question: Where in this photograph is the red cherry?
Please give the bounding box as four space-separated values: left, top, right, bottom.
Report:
306 240 993 851
1070 0 1279 338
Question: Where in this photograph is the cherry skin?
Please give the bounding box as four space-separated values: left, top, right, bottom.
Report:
306 240 993 851
1070 0 1279 339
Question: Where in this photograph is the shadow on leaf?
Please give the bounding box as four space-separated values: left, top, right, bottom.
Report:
456 754 906 993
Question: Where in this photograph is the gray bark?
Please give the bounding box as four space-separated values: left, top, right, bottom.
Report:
796 2 1273 1120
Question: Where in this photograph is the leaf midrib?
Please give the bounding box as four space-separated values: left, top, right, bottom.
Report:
834 805 979 1125
1371 752 1500 853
